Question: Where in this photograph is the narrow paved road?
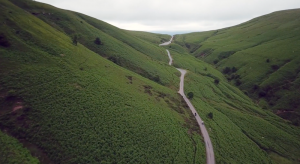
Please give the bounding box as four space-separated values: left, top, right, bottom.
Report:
159 35 174 46
161 36 215 164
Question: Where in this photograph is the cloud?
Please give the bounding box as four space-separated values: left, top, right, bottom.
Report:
35 0 300 33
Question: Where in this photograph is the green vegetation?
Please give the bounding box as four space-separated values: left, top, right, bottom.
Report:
126 30 170 44
94 37 102 45
187 92 194 99
1 0 300 163
167 26 300 163
174 9 300 126
0 131 39 164
0 0 204 163
207 112 213 119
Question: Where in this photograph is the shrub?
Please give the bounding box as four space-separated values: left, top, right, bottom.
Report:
266 59 270 63
0 34 11 47
214 79 219 84
235 79 242 86
187 92 194 99
207 112 213 119
271 65 279 70
218 51 236 59
94 37 102 45
152 75 160 83
259 91 267 97
232 67 237 73
253 84 259 90
213 59 219 64
72 35 78 45
223 67 231 74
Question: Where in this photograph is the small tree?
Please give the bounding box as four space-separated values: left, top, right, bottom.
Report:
94 37 102 45
208 112 213 119
72 35 78 45
213 59 219 64
223 67 231 74
214 79 219 84
187 92 194 99
0 33 11 47
232 67 237 73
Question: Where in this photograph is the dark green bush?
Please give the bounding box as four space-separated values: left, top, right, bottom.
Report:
271 65 279 70
187 92 194 99
207 112 213 119
235 79 242 86
94 37 102 45
213 59 219 64
0 34 11 47
214 79 219 84
232 67 237 73
72 35 78 45
223 67 231 74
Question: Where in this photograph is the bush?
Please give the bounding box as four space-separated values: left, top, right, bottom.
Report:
207 112 213 119
187 92 194 99
94 37 102 45
214 79 219 84
232 67 237 73
72 35 78 45
213 59 219 64
271 65 279 70
0 34 11 47
235 79 242 86
259 91 267 97
223 67 231 74
253 84 259 90
152 75 160 83
266 59 270 63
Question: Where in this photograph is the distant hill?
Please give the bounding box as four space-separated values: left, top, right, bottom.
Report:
1 0 300 163
174 9 300 126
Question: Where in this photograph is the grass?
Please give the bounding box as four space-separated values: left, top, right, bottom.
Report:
174 9 300 126
0 0 205 163
125 30 170 44
1 0 300 163
0 131 39 164
165 35 300 163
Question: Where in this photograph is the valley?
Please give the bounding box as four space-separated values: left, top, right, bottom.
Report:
0 0 300 163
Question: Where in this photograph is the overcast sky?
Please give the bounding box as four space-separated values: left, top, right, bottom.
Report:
36 0 300 34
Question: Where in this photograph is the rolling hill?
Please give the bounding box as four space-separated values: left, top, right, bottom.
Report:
0 0 300 163
173 9 300 126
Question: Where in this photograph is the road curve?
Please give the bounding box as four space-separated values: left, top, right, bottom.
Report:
159 35 174 46
160 36 215 164
166 50 173 66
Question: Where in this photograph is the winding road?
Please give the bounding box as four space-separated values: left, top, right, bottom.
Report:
160 36 215 164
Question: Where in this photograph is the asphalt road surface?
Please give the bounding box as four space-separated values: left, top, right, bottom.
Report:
160 36 215 164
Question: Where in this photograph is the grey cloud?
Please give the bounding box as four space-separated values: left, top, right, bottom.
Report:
36 0 300 32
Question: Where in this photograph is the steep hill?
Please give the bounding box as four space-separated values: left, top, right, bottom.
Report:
0 0 300 163
0 0 204 163
174 9 300 126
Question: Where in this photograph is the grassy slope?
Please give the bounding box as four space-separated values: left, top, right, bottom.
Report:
0 131 39 164
125 30 170 44
174 9 300 126
8 0 177 87
164 45 300 163
1 0 300 163
0 0 205 163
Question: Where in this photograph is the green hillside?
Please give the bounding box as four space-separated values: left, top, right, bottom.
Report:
174 9 300 126
0 131 39 164
0 0 204 163
1 0 300 163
